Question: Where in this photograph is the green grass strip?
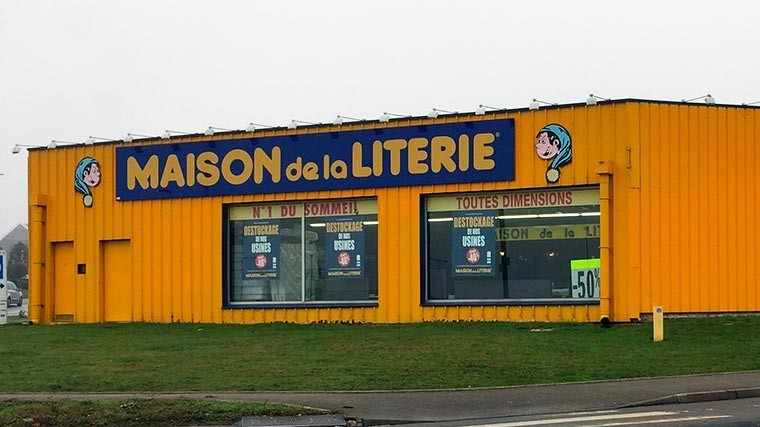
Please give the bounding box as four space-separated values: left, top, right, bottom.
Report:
1 316 758 392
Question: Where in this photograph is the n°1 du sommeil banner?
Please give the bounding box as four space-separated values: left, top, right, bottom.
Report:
241 219 280 279
115 119 515 200
451 210 497 277
325 216 364 278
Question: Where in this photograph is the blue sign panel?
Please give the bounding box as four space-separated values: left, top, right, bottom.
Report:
451 210 497 277
116 119 515 200
324 216 365 278
241 219 280 279
0 253 4 280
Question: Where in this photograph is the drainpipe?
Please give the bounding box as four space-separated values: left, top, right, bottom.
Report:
29 195 47 325
597 161 613 325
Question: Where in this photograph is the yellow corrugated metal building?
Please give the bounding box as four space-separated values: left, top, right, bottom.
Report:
27 99 760 324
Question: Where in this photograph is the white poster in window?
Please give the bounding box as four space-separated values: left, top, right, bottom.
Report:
570 258 600 299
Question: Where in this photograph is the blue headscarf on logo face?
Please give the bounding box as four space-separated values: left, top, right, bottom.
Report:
74 157 97 196
539 123 573 170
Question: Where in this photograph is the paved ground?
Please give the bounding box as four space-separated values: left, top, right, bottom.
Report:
397 398 760 427
1 371 759 423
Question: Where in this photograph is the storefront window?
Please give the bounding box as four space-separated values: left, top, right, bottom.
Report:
225 199 378 305
425 188 600 302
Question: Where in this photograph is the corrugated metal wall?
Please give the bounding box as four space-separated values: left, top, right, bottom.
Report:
633 102 760 316
29 101 757 324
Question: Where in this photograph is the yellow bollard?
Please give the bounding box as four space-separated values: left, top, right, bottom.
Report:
653 306 664 342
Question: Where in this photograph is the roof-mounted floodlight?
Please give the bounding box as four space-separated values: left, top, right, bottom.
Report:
288 120 317 130
245 122 275 132
333 115 363 125
48 139 77 149
427 108 457 119
529 99 557 110
586 94 611 106
475 104 501 116
682 94 715 105
161 130 193 140
204 126 236 136
12 144 41 154
379 112 411 123
85 136 116 146
124 133 153 143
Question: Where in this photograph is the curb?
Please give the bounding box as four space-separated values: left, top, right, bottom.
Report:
0 370 758 397
618 387 760 408
232 414 349 427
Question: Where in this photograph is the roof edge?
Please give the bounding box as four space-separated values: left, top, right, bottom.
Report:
29 98 760 151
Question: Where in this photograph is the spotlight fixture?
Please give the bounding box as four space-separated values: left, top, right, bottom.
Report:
586 94 611 106
475 104 501 116
85 136 116 146
379 112 411 123
529 99 557 110
11 144 40 154
245 122 274 132
427 108 457 119
48 139 77 149
124 133 152 143
204 126 236 136
682 94 715 105
288 120 317 130
161 130 193 140
333 115 363 125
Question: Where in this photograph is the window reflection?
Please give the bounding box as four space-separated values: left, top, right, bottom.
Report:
226 199 378 305
426 189 601 301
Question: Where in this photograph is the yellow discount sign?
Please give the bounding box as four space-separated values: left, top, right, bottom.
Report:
571 258 600 299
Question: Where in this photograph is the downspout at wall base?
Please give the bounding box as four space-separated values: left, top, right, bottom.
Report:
597 161 613 324
29 195 47 325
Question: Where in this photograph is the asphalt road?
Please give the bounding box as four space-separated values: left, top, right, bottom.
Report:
394 397 760 427
7 298 28 317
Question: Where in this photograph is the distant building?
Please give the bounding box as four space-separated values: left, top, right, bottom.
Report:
0 223 28 251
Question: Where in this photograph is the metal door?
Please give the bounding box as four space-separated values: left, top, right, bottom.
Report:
102 240 132 322
53 242 75 322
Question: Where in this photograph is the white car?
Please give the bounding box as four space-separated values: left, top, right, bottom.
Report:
5 281 23 307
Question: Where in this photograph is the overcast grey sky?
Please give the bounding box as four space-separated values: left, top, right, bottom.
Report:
0 0 757 235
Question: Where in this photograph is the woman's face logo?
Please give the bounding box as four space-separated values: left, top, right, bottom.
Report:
535 124 573 184
83 162 100 187
536 131 560 160
74 157 101 207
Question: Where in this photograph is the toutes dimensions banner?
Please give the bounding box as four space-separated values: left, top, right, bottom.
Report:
115 119 515 200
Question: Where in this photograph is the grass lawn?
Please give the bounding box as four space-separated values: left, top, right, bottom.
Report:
0 399 321 427
0 316 758 392
5 316 27 325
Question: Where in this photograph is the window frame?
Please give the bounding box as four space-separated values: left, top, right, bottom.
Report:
420 186 602 307
222 198 380 309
